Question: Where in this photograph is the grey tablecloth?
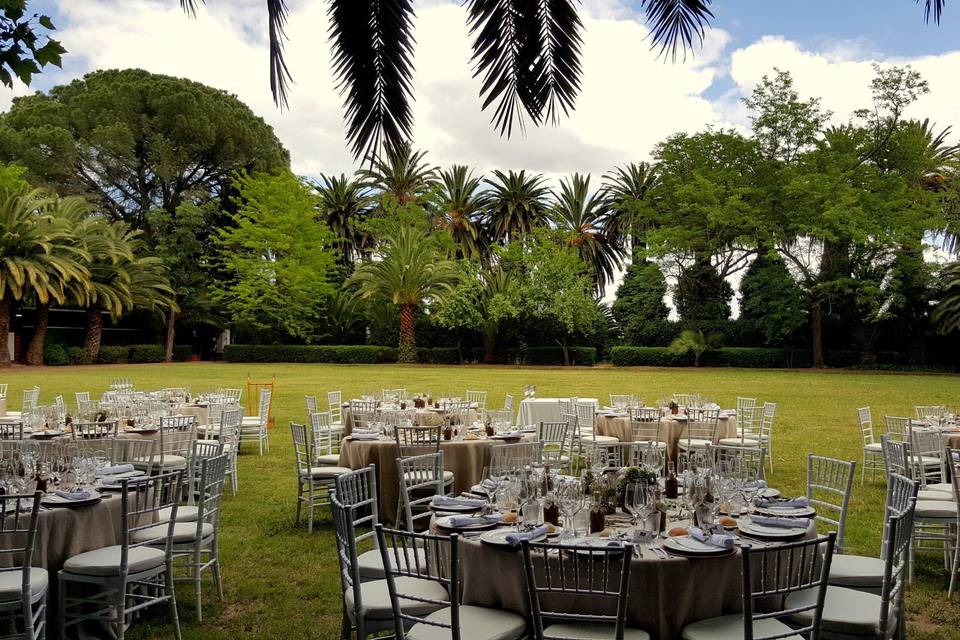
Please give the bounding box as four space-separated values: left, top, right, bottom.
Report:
517 398 599 427
595 414 737 460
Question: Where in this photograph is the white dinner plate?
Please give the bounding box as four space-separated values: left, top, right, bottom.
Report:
435 515 501 532
662 536 734 556
560 537 626 556
755 505 816 518
42 491 103 507
738 522 808 539
759 488 781 499
429 501 484 513
479 528 547 548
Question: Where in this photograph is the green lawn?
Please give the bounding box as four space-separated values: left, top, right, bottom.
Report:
4 362 960 639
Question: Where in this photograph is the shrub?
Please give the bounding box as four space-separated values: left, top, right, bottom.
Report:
416 348 461 364
66 346 88 365
97 345 130 364
128 344 165 363
505 346 597 366
610 347 691 367
172 345 193 362
43 343 71 366
224 344 397 364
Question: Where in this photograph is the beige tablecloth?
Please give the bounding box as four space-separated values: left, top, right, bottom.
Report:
177 404 210 426
342 407 477 436
0 397 6 416
595 414 736 461
517 398 599 426
455 519 817 640
339 435 522 525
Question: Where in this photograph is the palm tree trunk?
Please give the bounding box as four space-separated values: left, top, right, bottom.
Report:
397 304 417 363
25 302 49 366
83 305 103 364
811 300 825 368
0 297 11 367
164 310 177 363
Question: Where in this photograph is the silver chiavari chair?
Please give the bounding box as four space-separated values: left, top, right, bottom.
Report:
538 421 572 473
335 465 389 581
490 441 544 470
0 421 23 441
807 454 856 553
857 407 884 484
290 422 350 533
0 491 46 640
71 420 119 439
396 453 445 531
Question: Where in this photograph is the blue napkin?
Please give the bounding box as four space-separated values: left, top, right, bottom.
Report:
431 495 487 509
689 527 735 549
447 514 502 527
750 515 803 528
504 524 550 546
54 490 91 501
96 464 135 477
758 497 810 509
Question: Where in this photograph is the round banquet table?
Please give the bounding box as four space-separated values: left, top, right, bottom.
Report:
517 397 599 427
342 406 478 436
594 413 737 461
338 434 530 525
445 518 817 640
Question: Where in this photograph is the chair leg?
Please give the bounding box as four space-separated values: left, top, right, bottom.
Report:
114 591 126 640
295 482 303 526
195 546 204 622
167 567 183 640
57 576 67 640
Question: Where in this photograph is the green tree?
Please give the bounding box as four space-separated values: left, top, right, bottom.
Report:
738 252 806 346
430 165 489 261
550 173 623 293
484 170 549 242
435 263 520 362
350 227 460 363
674 256 733 323
213 172 336 342
0 68 288 230
601 162 659 258
312 174 374 268
358 143 438 206
0 3 64 89
0 180 88 366
611 260 672 346
668 330 722 367
933 262 960 335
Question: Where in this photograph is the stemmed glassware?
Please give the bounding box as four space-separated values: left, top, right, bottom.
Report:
740 468 763 524
557 480 586 537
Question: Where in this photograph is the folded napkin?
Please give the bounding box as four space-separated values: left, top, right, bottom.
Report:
447 514 502 528
54 490 91 501
504 524 550 546
431 495 487 509
100 476 124 487
689 527 735 549
750 515 803 529
96 464 135 477
349 432 380 440
758 497 810 509
496 431 522 439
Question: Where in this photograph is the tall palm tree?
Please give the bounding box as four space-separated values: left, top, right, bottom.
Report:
0 187 88 366
178 1 945 159
349 227 459 363
313 173 374 267
431 165 489 261
357 143 438 206
601 162 659 257
24 195 94 365
484 169 549 243
550 173 623 294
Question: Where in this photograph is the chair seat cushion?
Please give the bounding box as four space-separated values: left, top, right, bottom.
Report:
828 554 885 588
635 441 668 449
543 622 650 640
316 454 342 466
159 505 198 522
306 466 352 479
133 454 188 469
357 548 387 580
241 417 262 426
914 499 957 518
717 438 760 447
583 435 619 444
910 455 942 466
925 482 955 496
679 439 712 449
408 605 526 640
918 489 951 501
681 613 803 640
785 586 884 635
0 567 48 599
132 521 214 544
863 442 883 452
63 545 165 577
344 576 448 620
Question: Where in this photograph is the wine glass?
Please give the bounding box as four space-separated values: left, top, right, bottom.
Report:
557 480 585 537
741 469 762 524
634 484 656 534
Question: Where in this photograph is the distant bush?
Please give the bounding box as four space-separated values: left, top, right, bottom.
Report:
610 347 691 367
128 344 165 363
43 343 71 366
66 346 87 365
96 345 129 364
172 345 193 362
416 348 461 364
611 346 885 369
504 346 597 366
224 344 397 364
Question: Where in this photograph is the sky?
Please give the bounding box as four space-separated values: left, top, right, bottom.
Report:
8 0 960 183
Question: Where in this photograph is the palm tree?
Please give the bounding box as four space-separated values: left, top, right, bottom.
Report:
24 195 94 366
431 165 489 261
357 143 438 206
601 162 659 257
349 227 459 363
550 173 623 294
484 169 549 243
0 187 89 366
313 173 374 267
178 1 945 159
933 262 960 335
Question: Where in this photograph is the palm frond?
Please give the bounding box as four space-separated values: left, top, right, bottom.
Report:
536 0 584 125
919 0 945 24
180 0 202 18
328 0 416 159
268 0 293 109
641 0 714 62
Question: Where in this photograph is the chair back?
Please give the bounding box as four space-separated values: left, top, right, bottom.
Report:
883 416 910 443
909 429 945 484
491 441 544 470
335 465 380 551
331 494 364 618
806 454 856 552
596 441 651 468
159 415 197 463
112 438 155 465
538 421 570 469
520 539 634 640
739 533 836 640
219 407 242 450
757 402 776 440
305 395 319 415
394 425 442 458
377 526 455 640
503 394 514 413
0 491 42 613
397 453 444 531
575 402 596 431
223 388 243 403
857 407 875 446
255 389 272 420
72 420 118 439
878 502 917 640
914 405 945 422
350 399 378 429
629 409 662 442
881 436 911 478
119 471 183 577
195 453 229 540
673 393 699 409
0 421 23 440
22 386 40 412
735 396 757 433
310 411 338 458
381 388 408 402
711 443 765 479
686 407 719 441
327 391 344 425
290 423 314 476
74 391 90 411
465 390 487 413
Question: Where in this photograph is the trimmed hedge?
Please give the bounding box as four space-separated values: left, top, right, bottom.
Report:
97 345 130 364
40 343 193 366
611 346 877 369
223 344 397 364
610 347 692 367
416 348 461 364
511 346 597 366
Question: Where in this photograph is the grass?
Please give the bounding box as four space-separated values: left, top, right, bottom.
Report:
4 361 960 639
